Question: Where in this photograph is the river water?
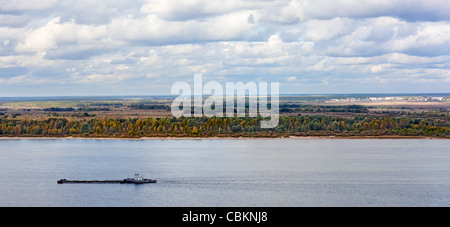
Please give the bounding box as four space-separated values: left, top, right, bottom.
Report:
0 139 449 207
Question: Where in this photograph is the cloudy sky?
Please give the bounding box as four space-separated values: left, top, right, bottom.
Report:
1 0 450 96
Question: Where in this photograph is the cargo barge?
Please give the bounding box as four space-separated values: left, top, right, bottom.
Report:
57 173 157 184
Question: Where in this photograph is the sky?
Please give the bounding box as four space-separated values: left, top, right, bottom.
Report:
0 0 450 96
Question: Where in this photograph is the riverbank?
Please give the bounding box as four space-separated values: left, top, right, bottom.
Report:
0 135 447 140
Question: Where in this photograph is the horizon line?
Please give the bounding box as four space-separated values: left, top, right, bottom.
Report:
0 92 449 99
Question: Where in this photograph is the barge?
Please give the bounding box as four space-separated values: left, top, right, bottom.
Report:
57 173 157 184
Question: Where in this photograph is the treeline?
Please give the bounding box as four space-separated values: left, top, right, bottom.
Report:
43 107 75 112
280 104 369 113
0 115 448 138
129 104 170 110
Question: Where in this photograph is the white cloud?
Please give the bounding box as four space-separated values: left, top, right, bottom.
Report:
77 73 115 83
302 18 355 42
1 0 450 95
272 0 450 22
140 0 276 21
287 76 296 81
387 21 450 54
15 17 107 53
0 52 53 68
370 65 385 74
107 11 257 45
146 73 160 79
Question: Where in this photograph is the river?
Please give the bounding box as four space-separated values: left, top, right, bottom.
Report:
0 139 449 207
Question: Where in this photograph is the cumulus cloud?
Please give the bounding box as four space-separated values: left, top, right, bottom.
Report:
271 0 450 22
140 0 275 21
15 17 107 53
107 11 256 45
0 0 449 95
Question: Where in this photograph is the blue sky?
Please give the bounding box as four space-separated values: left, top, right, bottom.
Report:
0 0 450 96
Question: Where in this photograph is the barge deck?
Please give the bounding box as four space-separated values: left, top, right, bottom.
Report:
57 173 157 184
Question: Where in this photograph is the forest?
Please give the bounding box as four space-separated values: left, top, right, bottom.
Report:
0 115 448 138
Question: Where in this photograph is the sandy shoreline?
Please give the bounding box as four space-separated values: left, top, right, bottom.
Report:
0 136 447 140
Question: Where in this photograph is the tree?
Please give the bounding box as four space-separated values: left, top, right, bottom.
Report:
81 123 90 133
399 118 411 129
95 127 102 135
419 120 427 128
69 128 78 134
